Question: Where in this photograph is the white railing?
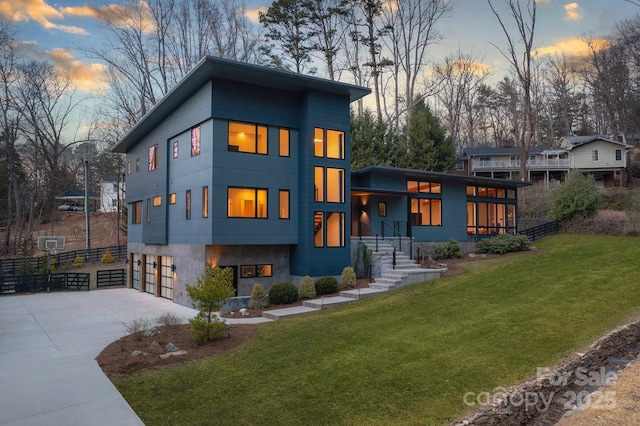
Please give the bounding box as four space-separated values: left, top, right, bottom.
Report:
472 158 570 171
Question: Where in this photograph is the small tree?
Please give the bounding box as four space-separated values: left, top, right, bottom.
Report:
299 276 316 299
248 283 268 309
100 249 116 263
361 244 373 278
551 171 600 223
186 266 235 342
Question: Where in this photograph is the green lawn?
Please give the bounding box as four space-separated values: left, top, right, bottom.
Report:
115 234 640 425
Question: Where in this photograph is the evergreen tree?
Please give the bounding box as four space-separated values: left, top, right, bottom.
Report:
402 100 457 172
350 110 394 169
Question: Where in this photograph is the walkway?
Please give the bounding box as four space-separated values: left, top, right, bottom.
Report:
0 289 198 426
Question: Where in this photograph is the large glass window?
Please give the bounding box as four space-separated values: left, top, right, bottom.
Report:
160 256 174 300
241 264 273 278
407 180 441 193
191 126 200 156
279 128 290 157
314 211 323 247
279 190 290 219
202 186 209 218
314 128 345 159
148 145 158 171
314 211 345 247
145 255 156 295
228 187 268 218
315 167 344 203
228 122 267 154
410 198 442 226
132 201 142 224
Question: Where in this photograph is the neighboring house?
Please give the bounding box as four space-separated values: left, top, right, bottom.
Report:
459 135 631 188
99 178 125 212
112 57 529 307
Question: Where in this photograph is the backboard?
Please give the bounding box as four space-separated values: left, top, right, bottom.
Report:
37 236 66 252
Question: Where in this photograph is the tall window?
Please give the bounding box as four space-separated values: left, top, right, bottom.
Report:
132 201 142 224
279 128 290 157
148 145 158 171
228 187 268 218
173 141 179 158
146 198 151 223
592 149 599 162
202 186 209 218
186 190 191 219
314 167 344 203
136 158 140 172
127 162 131 175
410 198 442 226
616 149 622 161
314 212 345 247
314 128 345 159
191 126 201 156
279 190 290 219
169 193 176 204
228 122 267 154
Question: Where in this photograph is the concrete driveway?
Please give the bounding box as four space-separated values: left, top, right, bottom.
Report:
0 289 198 426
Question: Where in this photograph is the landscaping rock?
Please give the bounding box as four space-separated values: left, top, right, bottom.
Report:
165 342 179 352
159 350 187 359
144 327 159 337
131 350 148 357
148 341 164 354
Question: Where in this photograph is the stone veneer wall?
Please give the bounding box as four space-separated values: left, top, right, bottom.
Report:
455 320 640 425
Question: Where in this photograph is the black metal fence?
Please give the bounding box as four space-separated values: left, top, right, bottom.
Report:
97 269 126 288
518 220 559 242
0 273 90 295
0 245 126 276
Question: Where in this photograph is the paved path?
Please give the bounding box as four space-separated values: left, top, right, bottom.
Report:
0 289 199 426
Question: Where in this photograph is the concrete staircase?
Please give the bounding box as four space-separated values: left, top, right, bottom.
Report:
261 237 444 320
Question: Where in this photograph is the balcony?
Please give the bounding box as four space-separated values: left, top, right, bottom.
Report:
472 158 570 171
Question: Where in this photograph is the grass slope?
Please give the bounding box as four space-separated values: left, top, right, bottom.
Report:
115 235 640 425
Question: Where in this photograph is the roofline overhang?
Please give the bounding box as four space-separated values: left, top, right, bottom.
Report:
113 56 371 153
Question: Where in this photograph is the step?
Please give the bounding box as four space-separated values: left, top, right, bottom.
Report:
303 296 356 310
262 306 319 320
340 287 388 300
369 282 396 290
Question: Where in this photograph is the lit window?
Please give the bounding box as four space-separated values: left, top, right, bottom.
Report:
592 149 599 162
378 202 387 217
153 196 161 206
466 186 476 196
314 128 324 157
132 201 142 224
279 190 290 219
191 126 201 156
227 187 268 218
326 130 344 159
314 167 324 202
228 122 267 154
186 190 191 220
202 186 208 218
326 212 345 247
314 211 323 247
173 141 179 158
407 180 441 194
410 198 442 226
148 145 158 171
169 193 176 204
326 168 344 203
279 129 290 157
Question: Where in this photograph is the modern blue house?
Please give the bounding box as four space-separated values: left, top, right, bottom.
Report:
113 57 528 307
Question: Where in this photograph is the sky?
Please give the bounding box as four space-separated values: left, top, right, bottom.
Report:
1 0 639 95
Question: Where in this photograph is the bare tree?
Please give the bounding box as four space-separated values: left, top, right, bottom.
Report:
307 0 349 80
382 0 452 127
487 0 537 180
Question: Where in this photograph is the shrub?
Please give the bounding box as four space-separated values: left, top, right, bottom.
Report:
315 276 338 295
551 170 599 223
361 244 373 278
563 210 629 236
155 312 183 326
476 233 530 254
268 282 299 305
299 276 316 299
340 266 357 290
248 283 268 309
38 256 57 274
186 266 235 342
72 256 84 268
101 249 116 263
433 239 462 260
123 316 152 337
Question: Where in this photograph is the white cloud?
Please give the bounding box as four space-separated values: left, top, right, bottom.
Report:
564 2 583 22
0 0 87 34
